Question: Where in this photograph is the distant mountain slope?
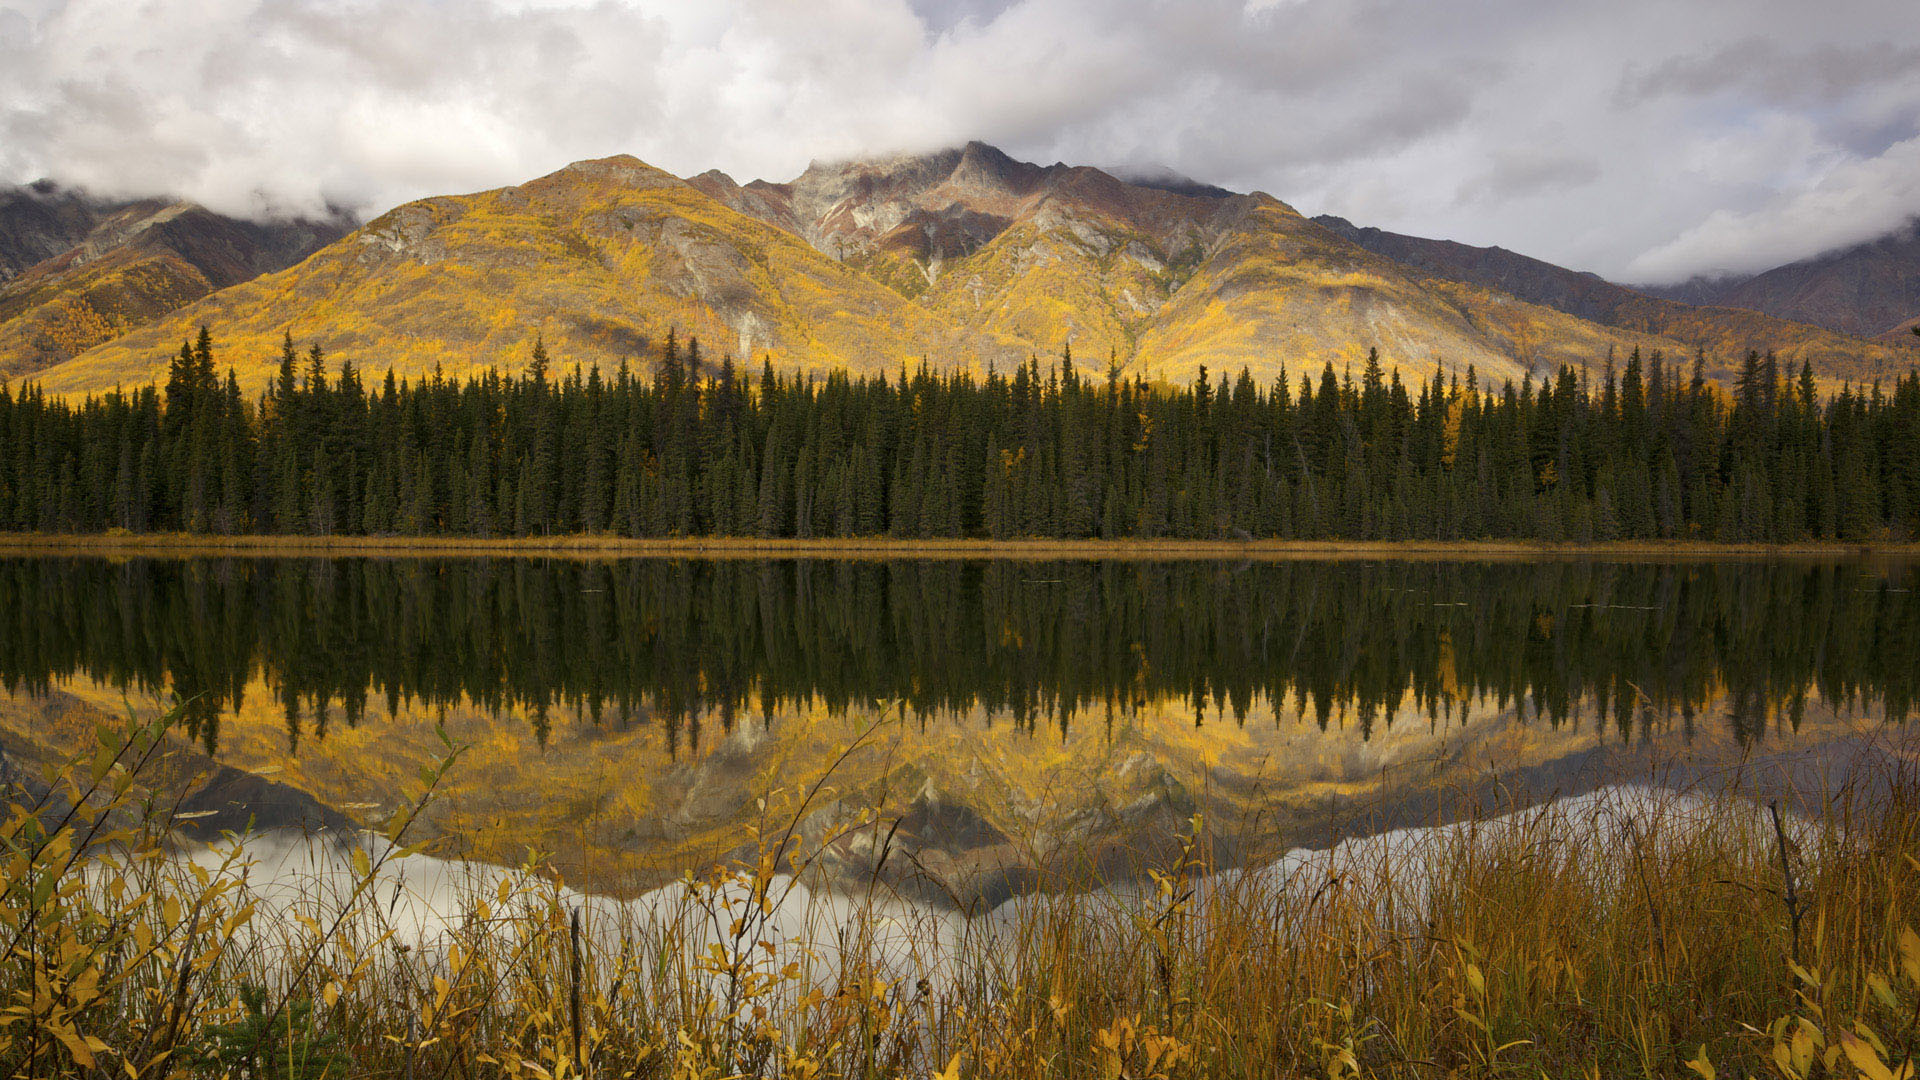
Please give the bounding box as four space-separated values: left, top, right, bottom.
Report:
1315 215 1904 382
0 185 347 377
1639 221 1920 342
23 145 1906 397
0 182 105 282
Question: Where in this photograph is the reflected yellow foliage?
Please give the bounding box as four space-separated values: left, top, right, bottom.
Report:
0 670 1888 901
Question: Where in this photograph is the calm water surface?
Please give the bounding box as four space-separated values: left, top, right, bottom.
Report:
1 556 1913 900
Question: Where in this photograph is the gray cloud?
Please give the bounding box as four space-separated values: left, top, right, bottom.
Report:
1455 149 1603 207
1628 133 1920 281
1620 39 1920 110
1 0 1916 281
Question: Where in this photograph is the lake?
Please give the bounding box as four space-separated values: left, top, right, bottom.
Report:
1 554 1912 905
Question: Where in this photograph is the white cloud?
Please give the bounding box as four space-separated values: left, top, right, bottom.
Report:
1629 134 1920 280
1 0 1915 280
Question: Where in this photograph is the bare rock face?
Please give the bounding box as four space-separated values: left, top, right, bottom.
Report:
694 142 1040 266
708 141 1238 278
173 764 357 840
794 780 1035 909
358 202 465 265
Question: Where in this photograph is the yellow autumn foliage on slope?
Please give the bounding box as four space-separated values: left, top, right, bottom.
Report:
33 157 975 395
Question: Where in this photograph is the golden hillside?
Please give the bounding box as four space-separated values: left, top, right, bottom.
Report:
0 244 211 375
1128 199 1682 387
30 158 972 395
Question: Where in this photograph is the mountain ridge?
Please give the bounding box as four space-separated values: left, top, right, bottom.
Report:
11 145 1909 396
1314 214 1909 380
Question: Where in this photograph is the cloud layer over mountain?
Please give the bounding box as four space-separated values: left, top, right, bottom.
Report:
2 0 1915 282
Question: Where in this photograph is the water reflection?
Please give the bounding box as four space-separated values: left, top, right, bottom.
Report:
0 556 1912 897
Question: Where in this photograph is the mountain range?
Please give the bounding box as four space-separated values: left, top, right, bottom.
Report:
2 145 1914 397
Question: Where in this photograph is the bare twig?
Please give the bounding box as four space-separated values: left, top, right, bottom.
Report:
1768 800 1802 966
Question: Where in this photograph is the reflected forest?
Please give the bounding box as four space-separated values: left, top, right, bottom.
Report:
1 557 1913 756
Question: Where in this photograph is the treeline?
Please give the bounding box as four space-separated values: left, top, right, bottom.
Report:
3 558 1914 756
2 328 1918 541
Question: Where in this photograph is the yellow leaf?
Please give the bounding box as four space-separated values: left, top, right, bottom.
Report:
49 1025 96 1068
1870 972 1898 1009
1683 1045 1715 1080
1839 1030 1896 1080
931 1052 964 1080
1790 1021 1818 1075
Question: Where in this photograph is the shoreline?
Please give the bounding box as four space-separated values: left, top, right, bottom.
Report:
0 532 1916 561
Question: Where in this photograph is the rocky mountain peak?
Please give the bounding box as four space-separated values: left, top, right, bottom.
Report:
763 142 1040 261
0 182 117 284
724 142 1244 268
546 154 686 193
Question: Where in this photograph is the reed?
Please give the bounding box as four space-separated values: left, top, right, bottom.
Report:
4 711 1916 1079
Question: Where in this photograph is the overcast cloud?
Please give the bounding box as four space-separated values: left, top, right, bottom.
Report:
2 0 1915 282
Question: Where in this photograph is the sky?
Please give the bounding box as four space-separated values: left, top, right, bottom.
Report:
1 0 1916 284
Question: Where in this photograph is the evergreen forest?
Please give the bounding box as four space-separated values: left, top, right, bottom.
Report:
2 328 1918 542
